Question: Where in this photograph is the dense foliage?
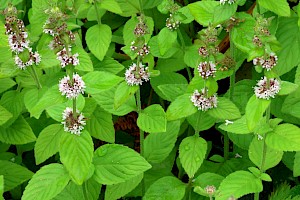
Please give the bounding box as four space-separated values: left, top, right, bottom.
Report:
0 0 300 199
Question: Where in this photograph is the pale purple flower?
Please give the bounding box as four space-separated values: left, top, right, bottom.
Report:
253 52 278 71
56 47 79 67
130 41 150 57
62 107 86 135
166 14 180 31
125 63 150 86
191 89 218 111
205 185 216 195
14 50 41 69
197 61 217 79
59 73 85 99
8 32 30 53
254 76 280 100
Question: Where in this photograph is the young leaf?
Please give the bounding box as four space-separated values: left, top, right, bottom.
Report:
93 144 151 185
266 123 300 151
0 116 36 144
248 137 283 171
0 160 33 192
179 135 207 178
257 0 290 17
216 171 263 200
207 97 241 120
85 106 115 143
137 104 167 133
144 120 180 164
245 95 270 131
34 124 64 165
0 105 12 126
22 164 70 200
157 27 177 56
86 24 112 61
166 94 197 121
114 81 138 109
143 176 186 200
105 174 143 200
59 131 94 185
83 71 123 95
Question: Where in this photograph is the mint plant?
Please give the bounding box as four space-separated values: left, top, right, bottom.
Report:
0 0 300 200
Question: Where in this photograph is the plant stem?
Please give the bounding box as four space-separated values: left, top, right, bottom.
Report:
29 66 42 89
94 1 101 25
254 193 260 200
177 28 192 81
185 178 193 200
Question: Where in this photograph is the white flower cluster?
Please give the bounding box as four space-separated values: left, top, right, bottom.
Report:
14 51 41 70
197 61 217 79
166 14 180 31
59 73 85 99
254 76 280 100
125 63 150 86
62 107 86 135
191 89 218 111
253 53 278 71
205 185 216 195
220 0 235 5
130 41 150 57
56 47 79 68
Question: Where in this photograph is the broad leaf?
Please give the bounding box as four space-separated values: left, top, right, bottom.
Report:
258 0 290 17
219 116 251 134
73 46 93 72
179 135 207 178
86 24 112 61
0 78 15 93
60 131 94 185
22 164 70 200
0 160 33 192
137 104 167 133
93 144 151 185
114 81 138 109
157 27 177 56
188 1 219 26
278 81 298 96
34 124 64 165
100 0 122 14
208 97 241 120
158 84 187 102
0 105 12 126
294 152 300 177
187 111 216 132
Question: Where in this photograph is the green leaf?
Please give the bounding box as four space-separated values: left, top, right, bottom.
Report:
276 15 300 76
158 84 188 102
105 174 143 200
0 175 3 200
143 176 186 200
83 71 123 95
144 121 180 164
22 164 70 200
187 111 216 132
245 95 270 131
34 124 64 165
260 173 272 182
114 82 138 109
258 0 290 17
0 160 33 192
281 88 300 118
100 0 122 14
73 46 93 72
0 105 12 126
179 135 207 178
166 94 197 121
137 104 167 133
278 81 298 95
194 172 224 189
219 116 251 134
294 152 300 177
0 78 16 93
248 137 283 171
158 27 177 56
266 123 300 151
188 1 219 26
0 116 36 144
216 171 263 200
60 131 94 185
213 3 238 25
93 144 151 185
85 106 115 143
86 24 112 61
115 0 139 17
92 56 124 74
38 49 60 69
208 97 241 120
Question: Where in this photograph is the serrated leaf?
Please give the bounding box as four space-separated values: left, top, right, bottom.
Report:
22 164 70 200
187 111 216 132
0 105 12 126
85 106 115 143
281 88 300 118
143 176 186 200
258 0 290 17
179 135 207 178
166 94 197 121
86 24 112 61
115 0 139 17
245 95 270 131
60 131 94 185
219 116 251 134
0 78 15 93
144 121 180 164
137 104 166 133
92 56 124 74
278 81 298 95
73 46 93 72
188 1 219 26
158 84 187 102
93 144 151 185
34 124 64 165
100 0 122 14
158 27 177 56
0 116 36 144
216 171 263 200
208 97 241 120
293 152 300 177
114 81 138 109
248 137 283 171
266 123 300 151
213 3 237 25
193 172 224 189
105 174 143 200
0 160 33 192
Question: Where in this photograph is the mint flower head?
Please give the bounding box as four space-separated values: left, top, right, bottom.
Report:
197 61 217 79
62 107 86 135
191 89 218 111
220 0 235 5
56 47 79 68
254 76 280 100
14 50 41 70
59 73 85 99
253 52 278 71
125 63 150 86
166 14 180 31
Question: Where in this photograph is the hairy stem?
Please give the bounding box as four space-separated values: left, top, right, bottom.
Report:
177 28 192 81
29 66 42 89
